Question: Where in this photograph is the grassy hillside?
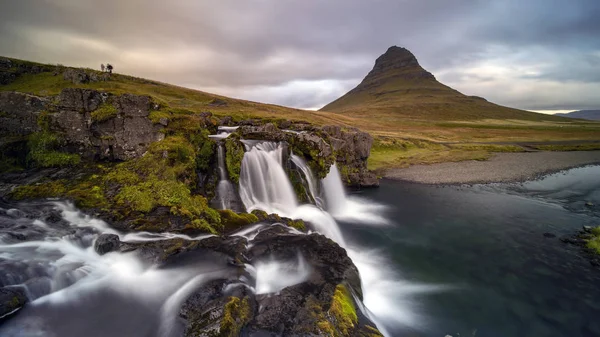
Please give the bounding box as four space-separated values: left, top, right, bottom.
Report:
321 46 565 122
2 56 600 172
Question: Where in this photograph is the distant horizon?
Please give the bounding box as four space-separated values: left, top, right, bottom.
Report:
2 0 598 113
1 51 597 116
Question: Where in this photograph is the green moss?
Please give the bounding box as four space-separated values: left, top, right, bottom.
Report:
102 137 221 233
329 284 358 336
0 110 8 118
359 325 384 337
218 209 259 232
288 137 334 180
11 180 68 200
191 130 216 172
250 209 268 221
148 110 171 124
288 219 307 231
27 131 80 167
220 296 252 337
225 136 245 184
90 102 118 122
184 218 218 235
585 227 600 254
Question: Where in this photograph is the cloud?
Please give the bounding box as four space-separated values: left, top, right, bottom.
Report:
0 0 599 111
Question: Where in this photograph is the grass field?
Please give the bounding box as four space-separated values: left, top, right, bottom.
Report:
3 57 600 170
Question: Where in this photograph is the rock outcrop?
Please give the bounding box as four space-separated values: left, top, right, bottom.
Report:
239 123 378 187
120 224 382 336
0 88 165 161
0 286 28 319
0 92 46 136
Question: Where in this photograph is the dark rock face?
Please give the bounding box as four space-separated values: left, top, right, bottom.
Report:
0 88 165 161
0 286 28 319
239 123 378 187
367 45 436 81
94 233 121 255
0 92 46 136
120 225 381 336
62 68 109 84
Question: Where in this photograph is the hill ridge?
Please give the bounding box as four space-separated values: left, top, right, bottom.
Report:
321 46 565 122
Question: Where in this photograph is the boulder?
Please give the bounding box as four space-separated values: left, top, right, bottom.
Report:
49 88 164 160
0 286 28 319
57 88 103 112
0 92 45 136
63 68 90 84
94 233 121 255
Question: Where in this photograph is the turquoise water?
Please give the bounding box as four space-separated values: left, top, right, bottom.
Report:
343 165 600 337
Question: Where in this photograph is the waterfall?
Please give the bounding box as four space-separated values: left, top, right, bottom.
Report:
215 143 238 210
239 141 298 215
322 164 389 225
238 142 426 336
321 163 347 214
291 154 323 208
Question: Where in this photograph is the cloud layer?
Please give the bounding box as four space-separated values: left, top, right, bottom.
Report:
1 0 599 111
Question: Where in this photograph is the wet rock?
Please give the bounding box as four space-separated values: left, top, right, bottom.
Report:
0 286 28 319
219 116 233 126
175 226 379 336
94 233 121 255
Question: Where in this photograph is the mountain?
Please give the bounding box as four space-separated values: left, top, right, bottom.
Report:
321 46 565 121
555 110 600 121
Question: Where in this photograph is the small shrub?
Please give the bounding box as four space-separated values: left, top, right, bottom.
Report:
27 132 80 167
91 102 118 122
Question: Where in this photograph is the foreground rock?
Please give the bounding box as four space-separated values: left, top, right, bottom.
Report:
561 225 600 267
121 225 383 336
0 287 27 320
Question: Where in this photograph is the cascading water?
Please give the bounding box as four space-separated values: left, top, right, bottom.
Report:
215 143 238 210
290 154 323 208
238 141 298 215
322 164 389 225
238 142 444 336
0 201 230 337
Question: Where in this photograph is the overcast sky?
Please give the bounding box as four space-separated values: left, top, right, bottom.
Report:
1 0 599 112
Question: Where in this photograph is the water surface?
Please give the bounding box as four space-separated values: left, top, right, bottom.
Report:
343 165 600 337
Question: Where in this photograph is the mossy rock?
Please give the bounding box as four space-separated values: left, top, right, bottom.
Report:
224 135 245 184
218 209 258 232
27 131 80 168
220 296 252 337
90 101 118 122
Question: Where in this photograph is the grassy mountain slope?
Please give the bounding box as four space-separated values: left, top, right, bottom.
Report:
2 56 600 173
321 46 564 122
319 47 600 170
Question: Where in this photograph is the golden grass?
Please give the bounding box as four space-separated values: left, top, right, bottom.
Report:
3 57 600 170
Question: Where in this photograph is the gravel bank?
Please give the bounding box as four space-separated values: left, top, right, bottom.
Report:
383 151 600 184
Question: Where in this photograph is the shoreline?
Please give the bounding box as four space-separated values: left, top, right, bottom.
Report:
381 151 600 185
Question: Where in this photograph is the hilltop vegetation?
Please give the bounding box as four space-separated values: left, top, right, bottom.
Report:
2 54 599 176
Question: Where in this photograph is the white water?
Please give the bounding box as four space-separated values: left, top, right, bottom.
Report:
291 154 324 208
238 142 443 336
322 164 389 225
215 143 237 210
253 253 311 294
239 142 298 215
